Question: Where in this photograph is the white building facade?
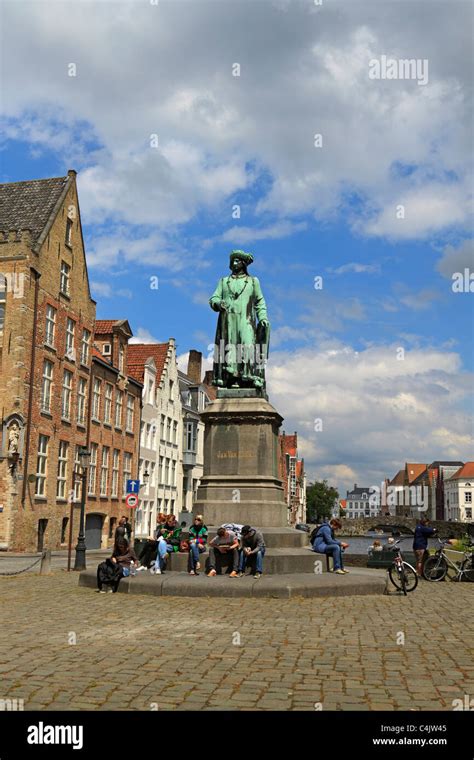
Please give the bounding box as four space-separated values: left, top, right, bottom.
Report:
444 463 474 523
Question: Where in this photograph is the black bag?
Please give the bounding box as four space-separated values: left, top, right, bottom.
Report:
97 559 122 586
309 524 323 544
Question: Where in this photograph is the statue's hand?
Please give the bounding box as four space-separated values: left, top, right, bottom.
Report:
219 300 228 312
260 319 269 327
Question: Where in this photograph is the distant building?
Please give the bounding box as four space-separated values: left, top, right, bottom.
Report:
444 462 474 523
345 484 379 519
87 320 142 548
127 339 181 537
178 350 211 515
412 461 464 520
278 432 306 525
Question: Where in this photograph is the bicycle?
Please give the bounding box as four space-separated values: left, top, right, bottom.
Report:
388 538 418 595
423 537 474 582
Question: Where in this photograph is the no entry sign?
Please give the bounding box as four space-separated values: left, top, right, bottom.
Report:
125 493 138 509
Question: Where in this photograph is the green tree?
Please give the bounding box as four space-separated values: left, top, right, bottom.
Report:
306 480 339 523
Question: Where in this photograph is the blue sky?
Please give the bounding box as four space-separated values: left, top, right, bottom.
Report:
1 0 472 494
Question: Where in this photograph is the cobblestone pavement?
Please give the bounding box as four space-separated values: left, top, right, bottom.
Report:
0 571 472 711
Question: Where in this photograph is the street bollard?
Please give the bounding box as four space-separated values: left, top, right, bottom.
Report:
40 549 51 575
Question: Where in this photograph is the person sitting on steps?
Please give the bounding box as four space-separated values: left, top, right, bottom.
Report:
188 514 208 575
238 525 266 578
207 527 239 577
311 518 349 575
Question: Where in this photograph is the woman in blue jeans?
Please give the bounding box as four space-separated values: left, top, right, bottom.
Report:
188 515 208 575
312 519 349 574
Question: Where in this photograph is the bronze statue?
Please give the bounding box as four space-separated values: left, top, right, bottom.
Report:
209 250 270 392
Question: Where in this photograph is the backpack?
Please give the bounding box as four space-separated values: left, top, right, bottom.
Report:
309 524 324 544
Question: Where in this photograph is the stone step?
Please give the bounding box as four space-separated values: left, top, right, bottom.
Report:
158 546 319 574
183 527 309 549
79 567 387 599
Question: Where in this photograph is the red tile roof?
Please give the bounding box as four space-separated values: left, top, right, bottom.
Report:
406 463 427 483
279 433 297 457
390 469 405 486
449 462 474 480
95 320 119 334
127 343 170 384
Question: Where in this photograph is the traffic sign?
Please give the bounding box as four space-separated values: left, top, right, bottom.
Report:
126 479 140 494
125 493 138 509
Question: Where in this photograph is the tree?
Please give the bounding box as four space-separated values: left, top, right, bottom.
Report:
306 480 339 523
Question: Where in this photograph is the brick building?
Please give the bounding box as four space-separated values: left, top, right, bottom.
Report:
86 320 142 548
0 171 96 551
278 432 306 525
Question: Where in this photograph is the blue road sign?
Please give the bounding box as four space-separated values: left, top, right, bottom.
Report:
126 479 140 494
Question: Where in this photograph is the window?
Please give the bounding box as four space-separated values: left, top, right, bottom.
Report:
123 452 132 496
56 441 69 499
81 328 91 365
150 424 156 449
198 390 206 411
150 462 156 487
173 420 178 445
169 379 174 401
115 390 123 428
166 417 171 441
465 492 472 503
144 460 150 493
61 369 73 420
65 318 75 360
45 305 56 347
65 218 73 247
92 378 101 420
112 449 120 497
119 344 125 373
165 458 170 485
140 421 145 446
35 435 49 496
74 446 82 501
60 261 71 296
146 423 151 447
104 383 113 425
148 379 154 404
88 444 98 495
100 446 109 496
171 459 176 486
160 415 164 439
159 455 164 484
41 360 53 412
185 421 197 452
0 275 6 332
466 508 472 520
77 378 87 425
126 394 134 431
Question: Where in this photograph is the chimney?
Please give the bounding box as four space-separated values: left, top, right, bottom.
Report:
67 169 77 178
187 350 202 384
354 483 357 490
203 370 213 386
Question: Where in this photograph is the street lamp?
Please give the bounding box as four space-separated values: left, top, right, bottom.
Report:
73 446 91 571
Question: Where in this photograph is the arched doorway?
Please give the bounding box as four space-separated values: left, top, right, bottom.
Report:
85 513 103 549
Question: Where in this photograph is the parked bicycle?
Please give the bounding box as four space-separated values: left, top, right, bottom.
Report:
388 538 418 595
423 537 474 582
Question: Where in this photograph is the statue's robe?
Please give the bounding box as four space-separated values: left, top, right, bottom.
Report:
209 274 269 387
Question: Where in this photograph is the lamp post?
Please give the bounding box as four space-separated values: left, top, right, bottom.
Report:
73 446 91 571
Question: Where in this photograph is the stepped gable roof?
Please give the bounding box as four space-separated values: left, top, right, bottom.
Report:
127 343 170 384
448 462 474 480
0 175 69 242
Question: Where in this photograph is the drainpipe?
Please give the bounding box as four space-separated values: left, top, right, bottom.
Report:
21 268 40 507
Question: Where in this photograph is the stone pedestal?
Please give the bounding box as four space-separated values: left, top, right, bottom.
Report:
194 396 288 527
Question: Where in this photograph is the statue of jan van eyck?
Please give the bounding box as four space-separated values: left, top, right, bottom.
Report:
209 250 270 393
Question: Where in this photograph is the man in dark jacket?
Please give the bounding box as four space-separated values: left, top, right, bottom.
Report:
413 517 437 576
238 525 266 578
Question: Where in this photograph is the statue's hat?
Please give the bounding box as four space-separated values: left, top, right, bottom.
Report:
229 249 254 266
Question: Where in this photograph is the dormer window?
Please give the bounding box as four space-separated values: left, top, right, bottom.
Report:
60 261 71 296
102 343 112 357
65 218 73 247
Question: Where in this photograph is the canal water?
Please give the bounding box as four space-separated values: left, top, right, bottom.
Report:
338 534 438 555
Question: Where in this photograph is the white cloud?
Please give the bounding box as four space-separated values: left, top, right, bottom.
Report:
267 341 472 494
1 0 471 248
327 262 379 275
436 239 474 278
219 221 307 244
129 327 161 344
90 280 132 299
